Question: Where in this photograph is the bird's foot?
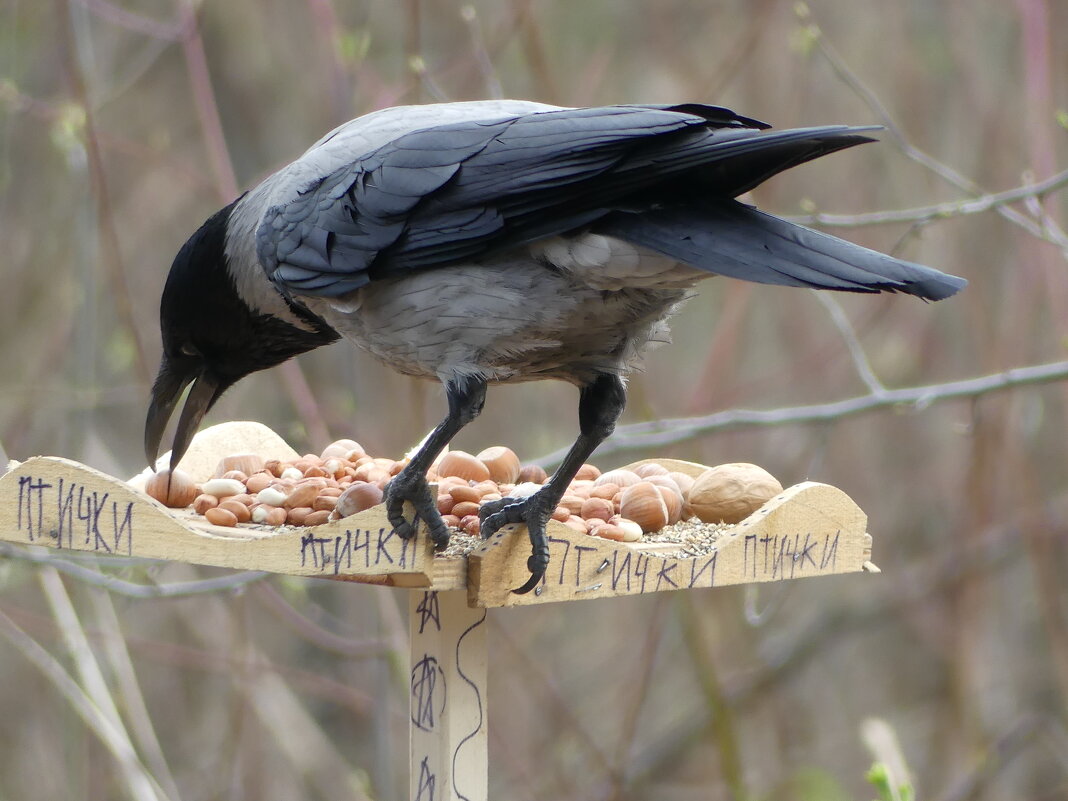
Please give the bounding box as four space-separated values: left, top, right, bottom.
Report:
478 494 553 594
383 469 450 550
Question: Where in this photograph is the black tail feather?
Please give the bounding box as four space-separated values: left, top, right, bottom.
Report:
598 200 966 301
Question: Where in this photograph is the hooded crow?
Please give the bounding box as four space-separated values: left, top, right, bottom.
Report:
145 100 966 593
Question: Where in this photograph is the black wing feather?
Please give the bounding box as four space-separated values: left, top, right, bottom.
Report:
597 201 966 300
260 105 763 295
258 104 947 300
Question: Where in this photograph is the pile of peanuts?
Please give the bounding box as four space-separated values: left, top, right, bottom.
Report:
143 439 783 543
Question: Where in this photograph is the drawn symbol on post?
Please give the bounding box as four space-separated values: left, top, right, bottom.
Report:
415 590 441 633
415 755 436 801
411 654 446 731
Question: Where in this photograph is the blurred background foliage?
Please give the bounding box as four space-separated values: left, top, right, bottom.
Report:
2 0 1068 799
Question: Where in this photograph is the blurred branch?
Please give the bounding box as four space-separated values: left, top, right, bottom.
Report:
788 167 1068 232
934 715 1044 801
89 589 183 801
38 567 174 801
676 593 747 801
0 605 168 801
177 1 238 201
539 359 1068 464
812 292 886 396
799 5 1068 257
0 542 268 598
625 490 1068 795
254 583 396 658
460 5 503 99
74 0 184 40
59 0 154 384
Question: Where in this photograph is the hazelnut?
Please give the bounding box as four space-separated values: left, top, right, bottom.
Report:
589 483 619 501
335 481 383 518
574 463 601 481
667 472 696 497
579 496 614 522
436 451 491 482
145 469 197 508
321 439 364 461
517 464 548 484
476 446 521 484
594 469 641 488
618 481 669 533
213 453 265 479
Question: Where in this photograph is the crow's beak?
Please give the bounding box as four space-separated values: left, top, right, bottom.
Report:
144 360 221 472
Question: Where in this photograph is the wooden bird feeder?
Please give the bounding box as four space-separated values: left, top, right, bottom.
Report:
0 422 876 800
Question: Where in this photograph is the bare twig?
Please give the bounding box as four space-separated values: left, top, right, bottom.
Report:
537 359 1068 465
37 567 170 800
800 6 1068 256
0 607 169 801
177 1 237 201
787 167 1068 230
676 592 747 801
811 292 886 396
254 583 396 658
74 0 184 40
90 590 184 801
60 0 154 383
0 542 269 598
460 5 504 99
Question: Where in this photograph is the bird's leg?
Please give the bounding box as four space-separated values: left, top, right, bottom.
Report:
385 376 487 549
479 373 627 594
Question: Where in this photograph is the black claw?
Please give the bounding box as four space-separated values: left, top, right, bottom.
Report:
512 567 543 595
478 497 524 540
383 472 450 549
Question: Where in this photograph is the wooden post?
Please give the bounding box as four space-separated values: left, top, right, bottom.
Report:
409 590 488 801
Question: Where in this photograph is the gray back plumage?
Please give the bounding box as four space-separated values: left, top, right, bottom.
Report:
227 100 963 313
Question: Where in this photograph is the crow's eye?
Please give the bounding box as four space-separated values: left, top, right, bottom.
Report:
179 343 201 358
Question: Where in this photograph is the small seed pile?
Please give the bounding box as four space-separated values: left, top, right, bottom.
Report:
142 439 783 543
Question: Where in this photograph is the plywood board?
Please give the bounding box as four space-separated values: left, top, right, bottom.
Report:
0 436 874 607
467 482 871 607
0 456 434 585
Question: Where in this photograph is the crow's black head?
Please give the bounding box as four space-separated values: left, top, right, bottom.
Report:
145 198 339 470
